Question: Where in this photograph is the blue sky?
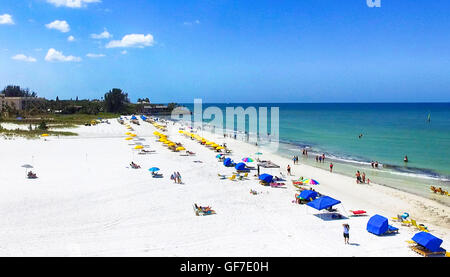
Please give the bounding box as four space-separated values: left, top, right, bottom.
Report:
0 0 449 103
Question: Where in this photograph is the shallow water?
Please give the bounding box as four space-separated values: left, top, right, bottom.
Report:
171 103 450 205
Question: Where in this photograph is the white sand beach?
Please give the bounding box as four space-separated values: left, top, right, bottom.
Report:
0 118 448 257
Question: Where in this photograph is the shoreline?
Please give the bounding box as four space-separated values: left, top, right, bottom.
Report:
175 120 450 232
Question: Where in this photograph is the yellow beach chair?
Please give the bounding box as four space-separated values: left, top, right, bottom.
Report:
411 219 429 232
228 174 236 181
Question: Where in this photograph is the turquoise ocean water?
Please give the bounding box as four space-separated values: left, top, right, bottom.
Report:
176 103 450 205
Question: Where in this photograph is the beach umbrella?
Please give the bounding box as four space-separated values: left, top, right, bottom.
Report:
299 190 318 200
134 145 144 150
176 147 185 151
259 173 273 183
125 132 132 135
307 196 341 211
130 134 137 137
235 162 247 171
22 164 33 174
223 158 233 167
242 157 254 162
125 137 133 141
149 167 160 172
216 146 225 150
41 134 49 137
303 179 320 185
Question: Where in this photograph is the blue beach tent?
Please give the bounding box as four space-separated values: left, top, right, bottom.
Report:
299 190 318 200
235 162 247 171
367 214 388 235
258 174 273 183
223 158 233 167
366 214 399 235
307 196 341 211
412 232 444 252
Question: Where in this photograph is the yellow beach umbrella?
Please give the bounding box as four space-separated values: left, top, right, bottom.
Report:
134 145 144 149
176 147 186 151
178 130 184 134
41 134 49 137
216 146 224 150
125 132 132 135
130 134 137 137
125 137 133 141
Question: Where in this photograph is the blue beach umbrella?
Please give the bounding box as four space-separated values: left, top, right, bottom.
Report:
307 196 341 211
235 162 246 171
223 158 233 167
259 173 273 183
148 167 160 172
299 190 318 200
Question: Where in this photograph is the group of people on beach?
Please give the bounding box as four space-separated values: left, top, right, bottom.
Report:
370 161 379 169
170 172 182 184
292 156 299 164
315 154 326 163
355 171 370 184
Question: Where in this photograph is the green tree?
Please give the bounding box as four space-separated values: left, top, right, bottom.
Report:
1 85 37 97
104 88 129 113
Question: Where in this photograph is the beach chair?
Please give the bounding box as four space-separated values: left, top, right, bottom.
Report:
349 210 367 216
386 225 399 234
411 219 429 232
270 182 286 188
410 244 446 257
193 204 216 216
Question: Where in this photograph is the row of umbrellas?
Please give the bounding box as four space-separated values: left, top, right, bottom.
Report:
153 131 186 152
179 130 225 151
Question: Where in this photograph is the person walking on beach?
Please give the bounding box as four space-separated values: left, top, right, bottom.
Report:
330 163 334 173
318 156 322 163
287 165 291 176
315 156 319 163
362 172 366 184
343 224 350 244
177 171 182 184
322 154 325 163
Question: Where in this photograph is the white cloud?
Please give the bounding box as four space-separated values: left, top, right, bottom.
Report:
0 14 14 25
91 29 112 39
183 19 200 26
106 34 154 48
45 48 81 62
68 35 75 42
46 0 101 8
86 53 105 58
12 54 37 62
45 20 70 33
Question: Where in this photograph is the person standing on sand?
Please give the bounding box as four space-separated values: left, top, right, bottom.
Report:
177 172 182 184
343 224 350 244
362 172 366 184
287 165 291 176
330 163 333 173
322 154 325 163
356 171 361 184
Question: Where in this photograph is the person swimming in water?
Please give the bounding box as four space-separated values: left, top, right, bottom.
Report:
404 155 408 163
